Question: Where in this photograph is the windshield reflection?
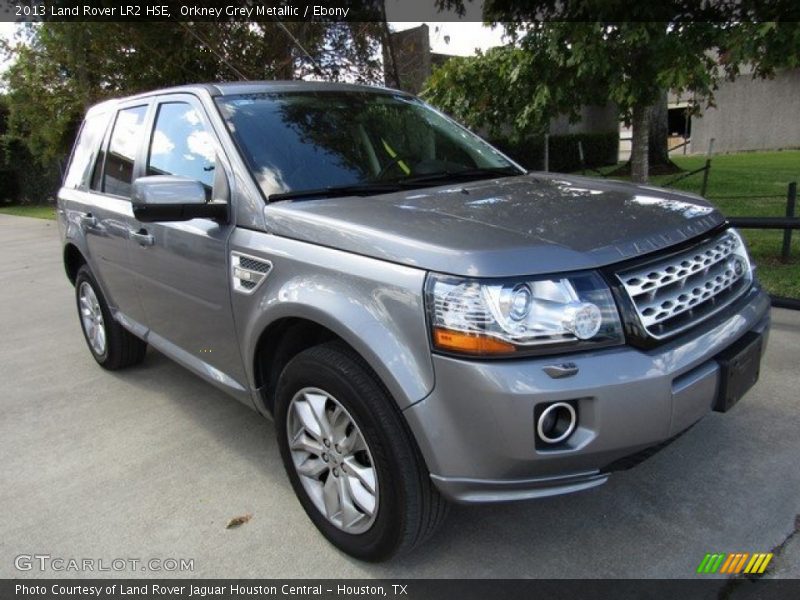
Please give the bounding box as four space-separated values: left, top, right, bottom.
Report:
215 91 520 198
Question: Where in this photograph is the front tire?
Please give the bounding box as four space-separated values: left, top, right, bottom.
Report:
275 342 448 561
75 265 147 370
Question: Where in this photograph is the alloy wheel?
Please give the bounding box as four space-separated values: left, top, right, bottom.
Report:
287 387 379 534
78 281 106 356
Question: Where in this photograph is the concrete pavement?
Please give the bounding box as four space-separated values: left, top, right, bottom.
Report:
0 213 798 579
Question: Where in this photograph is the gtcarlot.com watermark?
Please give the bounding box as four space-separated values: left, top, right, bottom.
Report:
15 554 194 573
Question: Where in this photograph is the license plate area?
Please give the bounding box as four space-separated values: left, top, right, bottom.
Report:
714 331 763 412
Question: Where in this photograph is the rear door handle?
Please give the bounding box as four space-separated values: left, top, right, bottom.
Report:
79 212 97 227
129 229 155 247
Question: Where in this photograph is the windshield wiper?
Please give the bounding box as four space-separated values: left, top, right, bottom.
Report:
268 182 411 203
267 168 524 203
394 167 524 186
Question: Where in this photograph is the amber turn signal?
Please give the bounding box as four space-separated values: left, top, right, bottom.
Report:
432 327 516 355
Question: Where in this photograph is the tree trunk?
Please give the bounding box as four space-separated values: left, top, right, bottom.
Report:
274 42 294 80
630 103 650 183
648 91 670 167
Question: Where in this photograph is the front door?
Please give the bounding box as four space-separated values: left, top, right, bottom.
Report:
128 95 246 391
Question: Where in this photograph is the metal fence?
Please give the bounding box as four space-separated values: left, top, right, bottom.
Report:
727 181 799 310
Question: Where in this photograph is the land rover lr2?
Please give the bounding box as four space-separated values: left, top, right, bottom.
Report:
58 82 770 561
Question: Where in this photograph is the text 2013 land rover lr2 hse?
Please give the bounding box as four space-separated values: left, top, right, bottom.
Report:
58 82 770 561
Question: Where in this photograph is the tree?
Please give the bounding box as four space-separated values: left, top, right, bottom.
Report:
1 20 383 165
427 2 800 182
648 92 671 171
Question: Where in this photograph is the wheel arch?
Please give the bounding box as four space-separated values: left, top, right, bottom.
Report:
253 317 341 415
249 304 432 417
64 243 87 285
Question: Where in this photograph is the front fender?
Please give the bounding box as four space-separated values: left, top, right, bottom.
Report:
230 229 435 410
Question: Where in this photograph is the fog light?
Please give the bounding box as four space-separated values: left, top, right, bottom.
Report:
536 402 577 445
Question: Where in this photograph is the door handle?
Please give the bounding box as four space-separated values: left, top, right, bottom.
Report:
79 212 97 227
129 228 155 247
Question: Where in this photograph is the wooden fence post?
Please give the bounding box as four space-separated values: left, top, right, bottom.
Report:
700 138 714 197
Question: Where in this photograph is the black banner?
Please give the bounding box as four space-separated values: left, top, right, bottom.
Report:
5 579 800 600
2 0 485 23
3 0 799 23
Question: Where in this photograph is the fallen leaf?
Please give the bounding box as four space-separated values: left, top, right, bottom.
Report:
226 513 253 529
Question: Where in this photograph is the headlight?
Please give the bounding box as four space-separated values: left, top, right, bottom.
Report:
730 228 756 276
425 271 623 356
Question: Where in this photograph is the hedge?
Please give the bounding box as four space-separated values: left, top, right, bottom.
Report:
1 96 62 205
0 169 19 203
0 141 62 206
490 131 619 173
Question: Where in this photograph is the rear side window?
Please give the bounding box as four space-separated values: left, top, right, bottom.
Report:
147 102 216 197
63 112 107 190
102 105 148 197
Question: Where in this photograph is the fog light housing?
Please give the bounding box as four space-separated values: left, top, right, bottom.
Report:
535 401 578 446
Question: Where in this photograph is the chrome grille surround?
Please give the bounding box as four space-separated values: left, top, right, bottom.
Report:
616 229 753 340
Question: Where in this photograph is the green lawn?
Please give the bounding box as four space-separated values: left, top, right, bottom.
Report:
0 204 56 220
590 150 800 298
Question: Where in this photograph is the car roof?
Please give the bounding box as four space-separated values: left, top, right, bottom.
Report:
85 80 410 117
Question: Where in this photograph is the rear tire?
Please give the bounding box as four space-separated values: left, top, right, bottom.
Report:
275 342 448 561
75 265 147 370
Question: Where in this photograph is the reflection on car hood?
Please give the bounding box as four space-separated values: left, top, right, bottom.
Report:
262 173 725 277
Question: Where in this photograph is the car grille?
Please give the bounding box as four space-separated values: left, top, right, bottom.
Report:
616 229 752 340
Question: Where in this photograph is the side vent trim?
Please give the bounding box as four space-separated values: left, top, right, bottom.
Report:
231 252 272 295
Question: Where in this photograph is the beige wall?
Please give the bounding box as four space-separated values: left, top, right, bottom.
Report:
690 68 800 154
549 104 619 136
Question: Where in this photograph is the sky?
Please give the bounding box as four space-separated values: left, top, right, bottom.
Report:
0 21 18 82
390 22 505 56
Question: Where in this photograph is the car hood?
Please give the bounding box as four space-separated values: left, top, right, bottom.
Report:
262 173 725 278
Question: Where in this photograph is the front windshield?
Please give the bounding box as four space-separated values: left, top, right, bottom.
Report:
215 91 521 197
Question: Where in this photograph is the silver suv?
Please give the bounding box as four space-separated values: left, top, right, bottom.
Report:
58 82 770 561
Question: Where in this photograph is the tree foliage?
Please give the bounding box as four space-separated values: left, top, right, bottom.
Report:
425 1 800 181
1 20 383 164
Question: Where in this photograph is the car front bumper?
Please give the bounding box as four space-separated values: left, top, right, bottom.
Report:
403 285 771 503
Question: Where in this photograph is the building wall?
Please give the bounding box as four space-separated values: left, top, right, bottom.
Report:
384 25 431 95
549 104 619 136
690 68 800 154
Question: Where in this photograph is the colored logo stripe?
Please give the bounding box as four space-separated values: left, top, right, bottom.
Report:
697 554 726 574
697 553 773 574
744 553 773 574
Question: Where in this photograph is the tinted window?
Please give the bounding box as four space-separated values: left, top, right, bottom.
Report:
103 105 148 197
215 92 519 197
147 102 216 196
64 112 108 189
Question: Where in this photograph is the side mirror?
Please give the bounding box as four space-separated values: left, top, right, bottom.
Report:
132 176 227 222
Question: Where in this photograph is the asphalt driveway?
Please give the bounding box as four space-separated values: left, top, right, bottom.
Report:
1 213 798 579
